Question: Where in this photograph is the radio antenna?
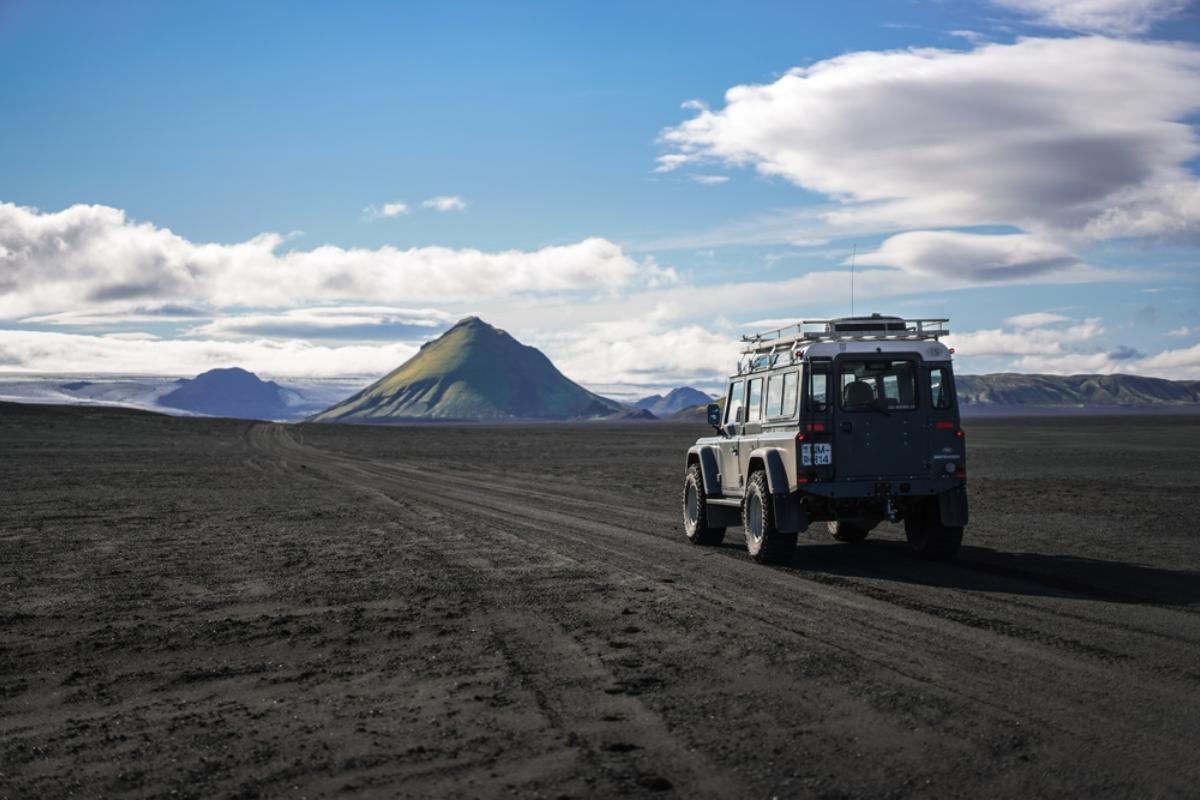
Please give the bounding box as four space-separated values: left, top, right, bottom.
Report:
849 243 857 317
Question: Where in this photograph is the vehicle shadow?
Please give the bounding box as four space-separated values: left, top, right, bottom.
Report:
716 537 1200 606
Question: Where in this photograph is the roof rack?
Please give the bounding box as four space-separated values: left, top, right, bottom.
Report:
736 315 950 373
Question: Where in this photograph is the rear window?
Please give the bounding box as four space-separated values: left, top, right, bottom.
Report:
808 369 829 411
839 360 918 411
930 366 953 410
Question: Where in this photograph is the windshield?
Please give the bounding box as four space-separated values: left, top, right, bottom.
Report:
839 359 917 412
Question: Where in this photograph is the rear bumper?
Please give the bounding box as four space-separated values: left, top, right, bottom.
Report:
797 477 962 500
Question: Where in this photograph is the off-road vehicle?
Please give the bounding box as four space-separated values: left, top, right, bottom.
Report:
683 314 967 564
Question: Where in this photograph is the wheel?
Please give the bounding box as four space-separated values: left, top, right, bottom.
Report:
827 520 869 543
904 500 962 560
682 464 725 545
743 471 797 564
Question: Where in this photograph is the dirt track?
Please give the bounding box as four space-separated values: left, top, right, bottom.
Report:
3 404 1200 798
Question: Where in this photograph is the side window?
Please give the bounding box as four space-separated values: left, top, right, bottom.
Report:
808 369 829 411
765 374 784 418
930 366 953 410
725 380 745 425
747 378 763 422
782 371 799 417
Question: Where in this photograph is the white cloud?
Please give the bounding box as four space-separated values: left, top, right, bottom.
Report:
363 201 409 220
536 319 741 387
946 318 1105 357
856 231 1090 283
690 174 729 185
1012 341 1200 377
188 306 458 340
1005 311 1072 327
948 30 988 45
1166 325 1192 337
658 36 1200 240
0 203 676 321
990 0 1189 35
421 195 468 212
0 328 418 378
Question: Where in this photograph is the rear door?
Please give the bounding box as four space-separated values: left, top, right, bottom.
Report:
832 355 923 479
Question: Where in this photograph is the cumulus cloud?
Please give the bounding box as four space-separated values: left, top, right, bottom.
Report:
0 328 420 378
188 307 459 340
1013 341 1200 377
946 318 1105 357
658 36 1200 240
363 201 409 220
0 203 676 321
991 0 1189 35
855 231 1088 283
537 319 741 387
421 195 468 212
1005 311 1072 327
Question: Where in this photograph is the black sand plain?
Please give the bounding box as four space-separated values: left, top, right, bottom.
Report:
3 403 1200 798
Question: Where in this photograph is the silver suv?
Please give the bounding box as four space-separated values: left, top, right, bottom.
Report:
683 314 968 564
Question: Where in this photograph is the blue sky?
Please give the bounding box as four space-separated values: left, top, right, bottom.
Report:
1 0 1199 391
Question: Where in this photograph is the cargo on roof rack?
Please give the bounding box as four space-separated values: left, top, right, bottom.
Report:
740 313 949 357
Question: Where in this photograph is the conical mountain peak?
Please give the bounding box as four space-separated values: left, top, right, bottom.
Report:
311 318 625 422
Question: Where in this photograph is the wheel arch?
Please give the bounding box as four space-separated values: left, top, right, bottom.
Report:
747 447 790 495
686 445 723 497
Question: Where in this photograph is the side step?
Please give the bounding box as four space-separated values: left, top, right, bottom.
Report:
706 497 742 507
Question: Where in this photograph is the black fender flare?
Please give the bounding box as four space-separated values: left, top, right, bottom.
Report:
748 447 808 534
747 447 790 495
686 445 723 498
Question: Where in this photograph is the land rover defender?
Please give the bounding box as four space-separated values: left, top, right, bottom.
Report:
682 314 968 564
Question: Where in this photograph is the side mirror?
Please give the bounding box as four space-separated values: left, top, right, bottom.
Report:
706 403 722 430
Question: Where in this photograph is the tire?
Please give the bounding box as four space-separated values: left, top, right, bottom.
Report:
743 471 797 564
683 464 725 545
827 520 869 543
904 500 963 560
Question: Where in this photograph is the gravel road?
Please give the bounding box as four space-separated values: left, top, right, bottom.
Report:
3 404 1199 798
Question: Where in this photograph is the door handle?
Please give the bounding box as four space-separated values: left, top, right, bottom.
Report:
841 421 852 433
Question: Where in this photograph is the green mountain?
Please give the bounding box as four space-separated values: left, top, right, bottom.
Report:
311 317 628 422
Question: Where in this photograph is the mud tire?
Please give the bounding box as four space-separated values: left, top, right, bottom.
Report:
904 500 963 560
683 464 725 546
743 471 797 564
827 520 870 543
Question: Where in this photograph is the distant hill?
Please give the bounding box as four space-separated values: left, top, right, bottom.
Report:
956 373 1200 410
159 367 293 420
311 317 629 423
633 387 714 417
